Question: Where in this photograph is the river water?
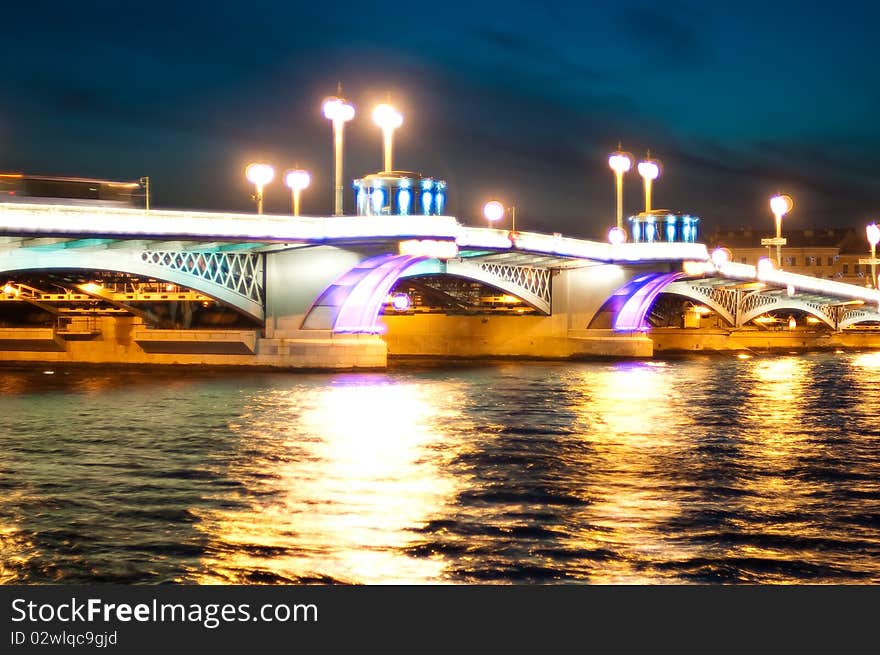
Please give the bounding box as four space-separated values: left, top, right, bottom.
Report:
1 352 879 584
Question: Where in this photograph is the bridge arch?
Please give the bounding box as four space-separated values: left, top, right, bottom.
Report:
830 309 880 329
590 272 687 330
301 253 551 333
0 248 264 321
606 276 869 331
738 298 836 329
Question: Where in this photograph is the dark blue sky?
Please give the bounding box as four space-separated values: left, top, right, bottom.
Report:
2 1 878 238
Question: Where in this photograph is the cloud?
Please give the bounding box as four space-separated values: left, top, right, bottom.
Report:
471 27 606 84
618 4 712 71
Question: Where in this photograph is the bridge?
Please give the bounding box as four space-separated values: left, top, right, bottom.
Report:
1 202 879 368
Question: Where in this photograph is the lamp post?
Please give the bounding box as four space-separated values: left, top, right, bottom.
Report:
860 223 880 288
483 200 516 231
372 103 403 172
608 149 632 231
284 169 311 216
245 163 275 214
322 92 355 216
139 176 150 211
637 156 661 213
608 226 626 245
762 194 793 268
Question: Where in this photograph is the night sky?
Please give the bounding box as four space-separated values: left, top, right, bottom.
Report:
2 1 879 239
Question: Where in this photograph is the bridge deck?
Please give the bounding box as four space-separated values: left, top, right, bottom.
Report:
0 202 708 263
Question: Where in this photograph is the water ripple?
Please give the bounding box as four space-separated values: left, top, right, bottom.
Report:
0 354 879 584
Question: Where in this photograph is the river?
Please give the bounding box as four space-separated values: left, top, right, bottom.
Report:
1 352 878 584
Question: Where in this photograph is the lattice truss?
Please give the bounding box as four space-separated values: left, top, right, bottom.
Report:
679 280 880 329
475 262 552 306
739 291 778 317
686 285 739 315
141 251 263 303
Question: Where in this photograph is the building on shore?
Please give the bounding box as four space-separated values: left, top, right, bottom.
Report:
707 227 876 287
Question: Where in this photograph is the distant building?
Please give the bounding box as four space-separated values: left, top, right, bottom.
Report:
707 227 875 287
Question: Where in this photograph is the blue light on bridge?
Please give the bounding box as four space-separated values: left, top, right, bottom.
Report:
353 171 448 216
628 210 699 244
398 188 411 215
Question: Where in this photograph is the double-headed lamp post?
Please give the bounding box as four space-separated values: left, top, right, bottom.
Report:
372 103 403 172
608 149 632 231
284 169 311 216
483 200 516 231
860 223 880 289
322 94 355 216
762 194 793 268
637 156 661 213
245 163 275 215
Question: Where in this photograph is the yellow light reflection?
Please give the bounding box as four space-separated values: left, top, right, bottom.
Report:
744 357 806 455
731 356 828 581
194 379 461 584
0 491 39 583
570 363 696 583
852 352 880 368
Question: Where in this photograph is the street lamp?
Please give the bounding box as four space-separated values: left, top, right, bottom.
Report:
637 156 661 213
284 169 311 216
322 93 355 216
372 103 403 172
762 194 793 268
861 223 880 288
608 149 632 231
245 162 275 214
608 226 626 245
483 200 516 231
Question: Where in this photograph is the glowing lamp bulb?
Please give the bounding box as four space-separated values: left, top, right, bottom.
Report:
322 98 355 123
391 293 411 311
711 247 731 267
608 153 632 174
637 160 660 181
608 226 626 245
483 200 505 223
372 103 403 130
284 169 311 192
757 257 775 277
245 163 275 187
770 194 793 217
867 223 880 248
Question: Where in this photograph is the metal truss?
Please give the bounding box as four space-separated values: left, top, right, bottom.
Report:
141 251 263 304
666 280 880 330
447 261 553 314
474 262 551 305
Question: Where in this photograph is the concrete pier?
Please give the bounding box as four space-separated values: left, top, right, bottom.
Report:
651 326 880 354
381 315 652 359
0 318 387 369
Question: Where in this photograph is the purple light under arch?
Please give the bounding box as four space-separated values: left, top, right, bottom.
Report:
613 272 686 331
302 254 428 334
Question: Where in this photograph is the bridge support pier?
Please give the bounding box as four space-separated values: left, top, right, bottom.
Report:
0 317 386 370
382 315 652 359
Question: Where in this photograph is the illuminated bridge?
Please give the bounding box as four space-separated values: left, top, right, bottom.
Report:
1 203 879 368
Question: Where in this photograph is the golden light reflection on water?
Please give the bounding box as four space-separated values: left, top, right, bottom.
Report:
569 363 698 583
852 351 880 369
194 379 463 584
731 356 827 582
743 357 809 456
0 491 39 584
